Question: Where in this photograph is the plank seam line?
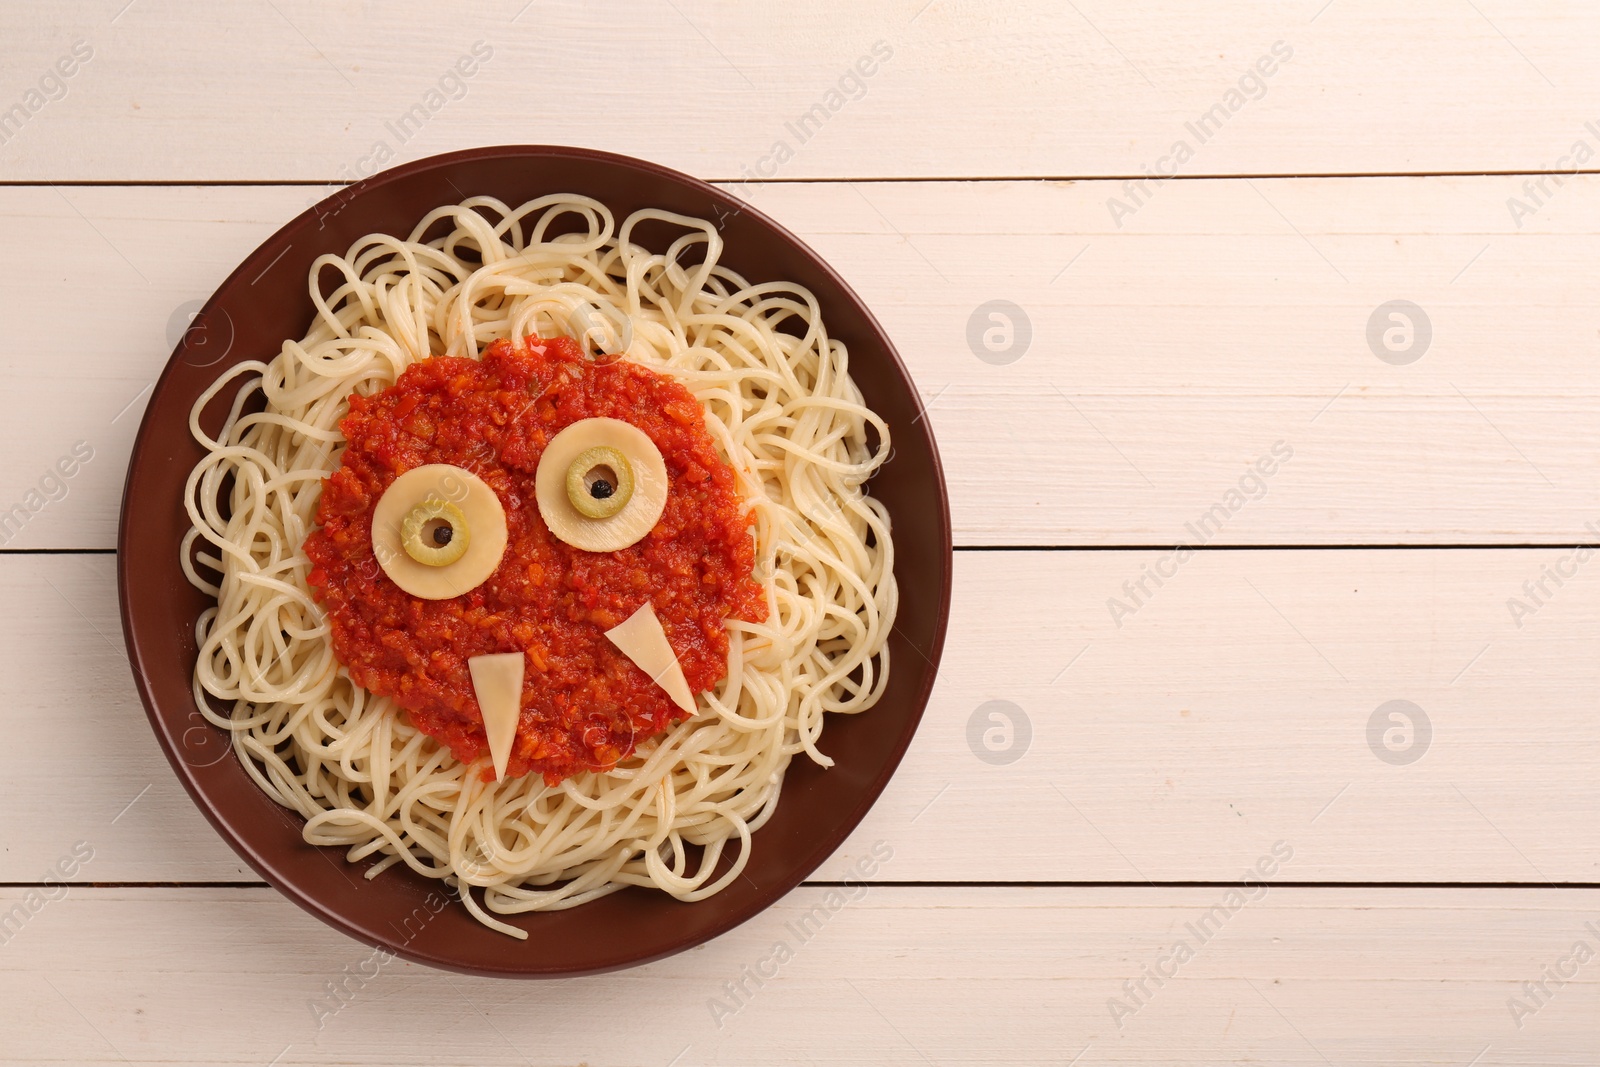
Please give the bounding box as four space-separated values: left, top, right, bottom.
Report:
7 170 1600 188
0 548 117 556
8 880 1599 890
7 545 1597 558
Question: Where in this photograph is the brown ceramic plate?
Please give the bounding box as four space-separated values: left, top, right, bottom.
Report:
117 145 950 978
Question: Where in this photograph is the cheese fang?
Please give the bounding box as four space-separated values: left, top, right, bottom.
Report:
467 652 525 781
604 603 696 715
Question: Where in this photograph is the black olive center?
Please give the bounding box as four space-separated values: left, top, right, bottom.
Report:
589 478 615 500
431 523 454 546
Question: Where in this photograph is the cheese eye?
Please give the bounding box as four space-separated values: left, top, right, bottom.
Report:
371 464 508 599
536 418 668 552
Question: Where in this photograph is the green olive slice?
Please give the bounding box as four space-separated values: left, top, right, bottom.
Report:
566 446 634 519
400 499 470 566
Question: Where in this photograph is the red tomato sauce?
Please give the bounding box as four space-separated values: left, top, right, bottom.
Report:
304 337 766 785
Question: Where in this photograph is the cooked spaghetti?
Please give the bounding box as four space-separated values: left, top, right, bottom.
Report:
181 194 895 936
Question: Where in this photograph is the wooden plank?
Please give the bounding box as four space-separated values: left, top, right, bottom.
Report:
14 548 1599 884
4 2 1600 181
4 178 1600 549
0 885 1594 1065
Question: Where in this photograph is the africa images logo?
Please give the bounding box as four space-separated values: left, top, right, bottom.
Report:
1107 441 1293 627
1105 41 1294 227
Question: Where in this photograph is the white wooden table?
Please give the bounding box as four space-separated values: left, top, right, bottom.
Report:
4 2 1598 1063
